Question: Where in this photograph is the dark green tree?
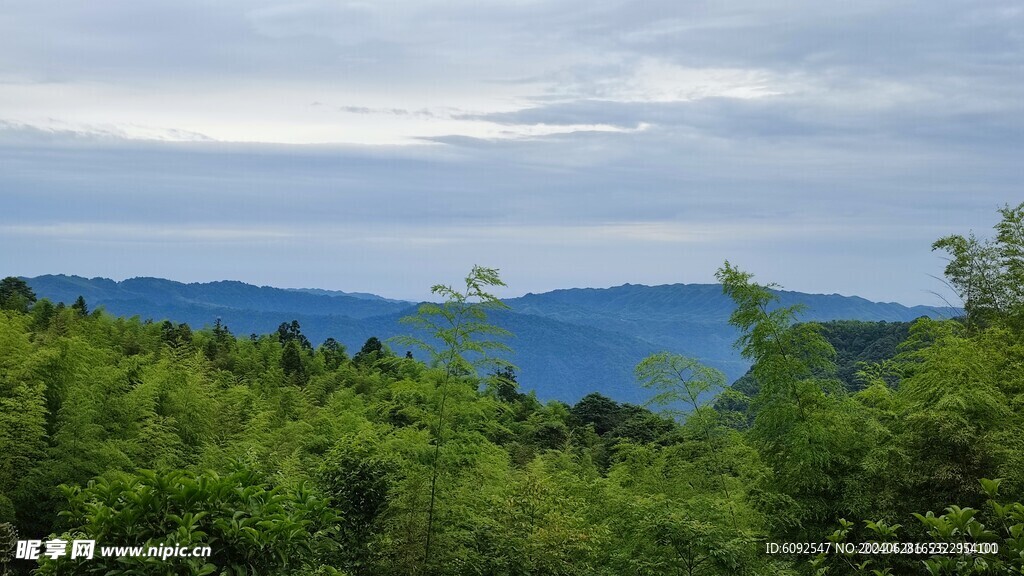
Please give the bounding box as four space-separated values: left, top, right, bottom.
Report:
30 298 56 331
281 340 306 384
570 393 625 437
353 337 388 366
489 365 521 403
71 295 88 316
319 337 347 370
277 320 313 352
0 277 36 312
201 318 235 368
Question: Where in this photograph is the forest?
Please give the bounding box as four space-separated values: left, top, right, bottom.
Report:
1 203 1023 575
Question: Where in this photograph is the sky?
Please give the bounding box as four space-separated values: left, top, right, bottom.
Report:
1 1 1021 304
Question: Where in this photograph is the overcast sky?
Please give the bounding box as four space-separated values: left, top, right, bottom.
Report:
1 1 1021 304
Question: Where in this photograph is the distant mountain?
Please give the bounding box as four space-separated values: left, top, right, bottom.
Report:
284 287 410 304
26 275 408 319
502 283 956 393
22 275 959 404
506 283 955 323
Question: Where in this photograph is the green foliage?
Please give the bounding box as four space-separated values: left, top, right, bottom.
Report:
277 320 313 352
390 265 514 573
636 352 726 416
160 320 194 349
716 262 874 539
353 337 390 367
37 465 338 575
71 296 88 317
478 456 610 576
487 365 521 404
569 393 624 437
0 521 17 574
819 479 1024 575
616 496 759 576
393 265 512 378
636 353 740 527
319 338 347 371
821 320 911 390
0 277 36 312
933 201 1024 328
891 324 1011 512
317 432 397 574
281 340 307 383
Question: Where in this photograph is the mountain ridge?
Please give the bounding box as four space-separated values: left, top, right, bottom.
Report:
21 274 959 404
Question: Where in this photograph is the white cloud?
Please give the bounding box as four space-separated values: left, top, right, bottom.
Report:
566 59 794 103
0 0 1021 304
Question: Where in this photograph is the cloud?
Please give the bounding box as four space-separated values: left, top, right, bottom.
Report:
0 223 294 243
1 0 1021 304
3 0 1022 145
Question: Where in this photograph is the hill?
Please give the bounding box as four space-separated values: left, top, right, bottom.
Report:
22 275 958 403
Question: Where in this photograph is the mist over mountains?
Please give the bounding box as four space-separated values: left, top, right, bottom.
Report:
24 274 958 404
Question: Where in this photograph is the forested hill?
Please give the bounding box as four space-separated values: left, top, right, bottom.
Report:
24 275 410 319
721 319 915 419
22 274 957 403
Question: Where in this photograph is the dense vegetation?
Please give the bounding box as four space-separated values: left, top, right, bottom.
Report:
2 204 1024 575
721 318 914 415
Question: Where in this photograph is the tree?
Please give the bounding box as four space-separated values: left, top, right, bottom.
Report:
569 393 624 437
71 295 88 316
932 201 1024 329
318 433 397 574
353 337 388 366
635 353 738 528
618 497 757 576
881 320 1014 515
160 321 194 349
391 265 513 572
277 320 312 352
482 456 609 576
994 202 1024 309
489 365 522 403
281 340 306 384
816 479 1024 575
0 314 48 530
0 521 17 573
0 277 36 312
716 262 870 539
319 338 347 370
635 353 726 417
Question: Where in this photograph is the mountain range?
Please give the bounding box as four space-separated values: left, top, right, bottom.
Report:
22 275 959 404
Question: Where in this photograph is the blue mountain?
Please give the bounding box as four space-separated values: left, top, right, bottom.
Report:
22 275 958 404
